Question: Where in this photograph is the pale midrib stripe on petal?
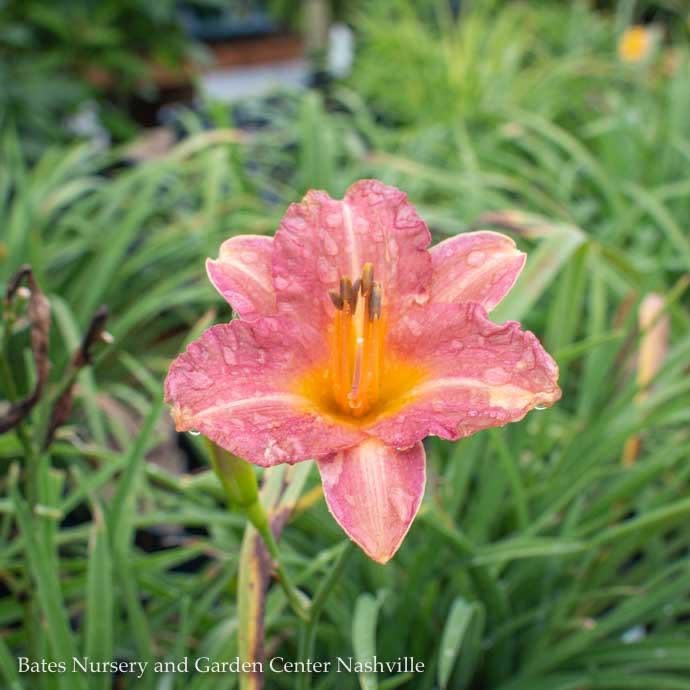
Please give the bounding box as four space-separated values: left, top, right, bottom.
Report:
216 255 273 298
192 392 309 420
341 201 360 278
359 444 386 544
434 251 517 302
406 376 540 409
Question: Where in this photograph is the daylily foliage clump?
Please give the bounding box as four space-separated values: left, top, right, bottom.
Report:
165 180 560 562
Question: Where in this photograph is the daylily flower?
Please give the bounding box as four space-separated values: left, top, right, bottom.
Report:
617 24 658 64
165 180 561 563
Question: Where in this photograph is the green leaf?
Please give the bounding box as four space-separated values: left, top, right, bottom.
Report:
84 502 113 690
352 592 384 690
438 598 479 689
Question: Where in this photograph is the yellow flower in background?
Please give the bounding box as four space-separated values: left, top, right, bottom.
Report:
618 25 655 63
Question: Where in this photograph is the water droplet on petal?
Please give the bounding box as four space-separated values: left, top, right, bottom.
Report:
483 366 510 385
389 487 412 521
466 250 486 267
222 347 237 366
413 290 429 305
404 316 424 337
317 256 338 283
326 212 341 228
290 216 307 230
322 233 339 256
189 429 201 436
535 404 547 411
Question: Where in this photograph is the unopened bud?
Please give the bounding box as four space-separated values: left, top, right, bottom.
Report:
206 440 259 510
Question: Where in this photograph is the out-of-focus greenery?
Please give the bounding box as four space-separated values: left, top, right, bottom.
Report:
0 0 205 151
2 2 690 690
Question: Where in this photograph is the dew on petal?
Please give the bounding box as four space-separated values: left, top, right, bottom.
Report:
323 212 338 227
221 347 237 366
264 438 290 463
395 205 417 228
404 316 424 337
322 233 339 256
355 218 369 234
390 487 412 522
317 256 338 283
274 275 290 290
482 366 511 385
467 250 486 266
188 371 214 389
189 429 201 436
516 348 536 370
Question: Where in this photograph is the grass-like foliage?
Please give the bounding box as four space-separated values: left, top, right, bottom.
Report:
1 2 690 689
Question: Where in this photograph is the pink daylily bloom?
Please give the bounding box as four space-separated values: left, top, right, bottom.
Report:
165 180 561 563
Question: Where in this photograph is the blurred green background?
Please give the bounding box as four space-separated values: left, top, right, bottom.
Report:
1 1 690 689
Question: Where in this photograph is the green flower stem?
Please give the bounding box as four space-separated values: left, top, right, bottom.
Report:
0 325 39 505
297 540 354 690
2 316 44 686
254 517 311 622
207 440 311 621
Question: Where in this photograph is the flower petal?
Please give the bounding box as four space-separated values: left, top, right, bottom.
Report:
164 319 366 466
206 235 276 320
273 180 432 330
430 231 526 312
368 303 560 448
317 439 426 564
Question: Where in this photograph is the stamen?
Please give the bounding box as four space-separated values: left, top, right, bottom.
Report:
367 282 382 403
369 282 382 320
340 277 353 306
351 279 361 313
331 268 384 416
329 290 344 310
361 263 374 296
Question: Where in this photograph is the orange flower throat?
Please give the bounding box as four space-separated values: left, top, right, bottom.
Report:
294 264 426 424
328 263 384 417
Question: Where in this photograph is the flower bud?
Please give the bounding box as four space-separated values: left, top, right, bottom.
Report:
206 440 260 510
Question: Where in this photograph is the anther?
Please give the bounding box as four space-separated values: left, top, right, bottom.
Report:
340 277 353 308
329 290 344 310
361 263 374 296
369 282 382 320
351 279 361 312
